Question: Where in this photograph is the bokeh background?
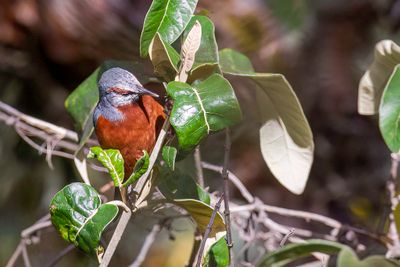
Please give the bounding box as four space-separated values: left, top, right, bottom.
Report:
1 0 399 266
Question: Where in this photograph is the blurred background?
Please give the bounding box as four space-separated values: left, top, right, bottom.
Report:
1 0 399 266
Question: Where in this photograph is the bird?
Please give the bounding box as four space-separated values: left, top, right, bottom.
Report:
93 67 165 178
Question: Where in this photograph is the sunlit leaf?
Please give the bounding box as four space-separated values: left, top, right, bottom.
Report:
158 168 210 204
257 239 344 267
337 247 399 267
358 40 400 115
149 33 180 81
202 234 229 267
123 151 150 187
140 0 199 57
88 146 124 187
162 145 178 170
65 61 147 147
379 65 400 153
174 198 225 237
220 49 313 194
50 183 118 255
167 73 242 151
178 20 202 82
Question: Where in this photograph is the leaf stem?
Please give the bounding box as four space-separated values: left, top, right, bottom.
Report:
194 146 205 187
195 194 224 267
222 128 234 266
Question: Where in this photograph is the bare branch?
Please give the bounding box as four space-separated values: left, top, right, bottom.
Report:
194 146 205 187
195 194 224 267
386 153 400 258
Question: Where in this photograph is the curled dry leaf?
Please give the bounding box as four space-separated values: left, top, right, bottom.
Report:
177 20 202 82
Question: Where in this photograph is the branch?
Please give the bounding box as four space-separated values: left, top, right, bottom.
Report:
221 128 234 266
194 146 205 187
386 153 400 258
195 194 224 267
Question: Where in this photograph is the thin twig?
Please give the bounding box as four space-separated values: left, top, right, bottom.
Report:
201 162 254 203
222 128 234 266
128 223 163 267
21 243 32 267
386 153 400 257
6 241 24 267
194 146 205 187
195 194 224 267
187 230 202 267
45 245 75 267
99 201 132 267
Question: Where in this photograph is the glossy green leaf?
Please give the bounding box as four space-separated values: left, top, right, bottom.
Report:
65 61 147 146
257 239 344 267
122 151 150 187
202 234 229 267
174 198 225 237
183 16 219 83
158 168 210 204
220 49 313 194
140 0 199 57
88 146 124 187
149 33 180 81
379 65 400 152
167 73 242 151
337 247 399 267
219 48 254 74
358 40 400 115
49 183 119 255
162 145 178 170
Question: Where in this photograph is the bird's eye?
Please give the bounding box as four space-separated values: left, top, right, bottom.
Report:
107 87 132 95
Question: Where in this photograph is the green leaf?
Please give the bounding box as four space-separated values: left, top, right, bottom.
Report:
149 33 180 81
337 247 399 267
184 16 218 67
122 151 150 187
158 168 210 204
65 60 147 147
140 0 199 57
167 73 242 151
174 198 225 237
219 48 254 74
257 239 344 267
379 65 400 152
162 145 178 170
202 234 229 267
359 40 400 115
88 146 124 187
220 49 313 194
49 183 119 255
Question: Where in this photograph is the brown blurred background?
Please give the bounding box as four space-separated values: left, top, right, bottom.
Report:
1 0 400 266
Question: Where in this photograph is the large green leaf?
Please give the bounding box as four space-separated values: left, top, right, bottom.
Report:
149 33 180 81
358 40 400 115
49 183 118 255
202 234 229 267
219 48 254 74
337 247 399 267
140 0 199 57
219 49 313 195
88 147 124 187
158 167 210 204
379 65 400 152
183 16 219 82
174 199 225 237
64 61 147 146
257 239 344 267
166 73 242 151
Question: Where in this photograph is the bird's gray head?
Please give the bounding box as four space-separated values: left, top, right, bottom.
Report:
98 67 158 106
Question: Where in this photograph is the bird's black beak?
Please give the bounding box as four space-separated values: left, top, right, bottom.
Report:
137 86 159 98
